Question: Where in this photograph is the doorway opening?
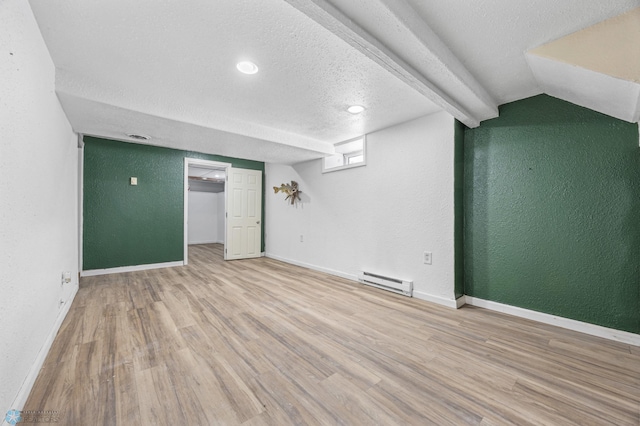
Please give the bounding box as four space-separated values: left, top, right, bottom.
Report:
184 158 264 264
183 158 231 265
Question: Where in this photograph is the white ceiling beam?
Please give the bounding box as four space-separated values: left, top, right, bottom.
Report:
284 0 499 127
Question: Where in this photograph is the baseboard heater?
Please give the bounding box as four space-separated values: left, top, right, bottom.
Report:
358 271 413 297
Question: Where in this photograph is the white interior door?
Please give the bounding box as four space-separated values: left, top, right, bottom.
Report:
225 167 262 260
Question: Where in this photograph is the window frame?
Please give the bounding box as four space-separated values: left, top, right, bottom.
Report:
321 135 367 173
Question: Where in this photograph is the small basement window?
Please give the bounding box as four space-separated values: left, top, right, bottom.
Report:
322 136 366 173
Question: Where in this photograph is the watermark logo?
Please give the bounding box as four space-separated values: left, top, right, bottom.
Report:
5 409 61 424
5 410 21 425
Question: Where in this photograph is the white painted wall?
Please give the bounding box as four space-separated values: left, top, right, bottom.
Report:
265 112 456 305
0 0 78 415
188 191 222 244
216 192 226 241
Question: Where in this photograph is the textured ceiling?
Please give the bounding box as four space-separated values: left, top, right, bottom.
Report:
28 0 640 164
527 7 640 123
29 0 439 163
407 0 640 105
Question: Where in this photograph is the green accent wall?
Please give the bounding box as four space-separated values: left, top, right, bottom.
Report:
83 136 265 270
454 119 465 299
464 95 639 333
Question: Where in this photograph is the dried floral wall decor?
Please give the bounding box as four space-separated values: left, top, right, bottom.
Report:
273 181 301 205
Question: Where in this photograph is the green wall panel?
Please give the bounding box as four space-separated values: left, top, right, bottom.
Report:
83 136 265 270
464 95 639 333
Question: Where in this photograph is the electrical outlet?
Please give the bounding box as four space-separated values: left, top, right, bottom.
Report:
300 235 304 242
423 251 432 265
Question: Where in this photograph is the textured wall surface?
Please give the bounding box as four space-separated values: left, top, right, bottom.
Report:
265 112 457 303
83 137 264 270
0 0 78 412
464 95 639 333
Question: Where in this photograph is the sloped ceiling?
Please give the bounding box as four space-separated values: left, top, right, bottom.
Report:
527 7 640 123
27 0 640 164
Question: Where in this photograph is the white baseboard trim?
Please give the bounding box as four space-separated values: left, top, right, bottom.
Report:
10 284 79 412
265 254 461 309
81 260 184 277
413 290 459 309
188 240 223 245
455 295 466 309
265 253 358 282
464 296 640 347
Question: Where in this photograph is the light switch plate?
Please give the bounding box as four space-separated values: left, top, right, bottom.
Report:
130 177 138 185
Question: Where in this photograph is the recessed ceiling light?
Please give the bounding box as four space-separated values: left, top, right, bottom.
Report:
347 105 365 114
236 61 259 75
126 133 149 141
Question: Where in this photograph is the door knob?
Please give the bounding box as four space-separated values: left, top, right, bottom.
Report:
256 220 261 224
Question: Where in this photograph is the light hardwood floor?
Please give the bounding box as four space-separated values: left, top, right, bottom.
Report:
25 244 640 425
